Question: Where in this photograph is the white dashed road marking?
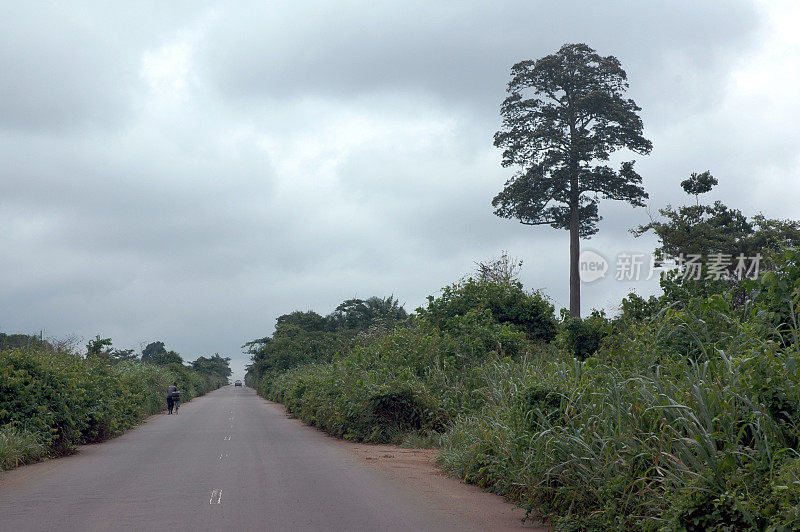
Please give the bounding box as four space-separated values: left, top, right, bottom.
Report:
209 489 222 504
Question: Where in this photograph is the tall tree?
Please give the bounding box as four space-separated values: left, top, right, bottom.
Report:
492 43 652 317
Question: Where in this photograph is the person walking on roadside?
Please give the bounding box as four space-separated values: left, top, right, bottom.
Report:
166 382 178 414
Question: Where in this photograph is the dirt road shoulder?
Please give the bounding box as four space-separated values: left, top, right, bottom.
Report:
272 401 548 531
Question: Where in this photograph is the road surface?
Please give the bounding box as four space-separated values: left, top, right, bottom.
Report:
0 386 529 531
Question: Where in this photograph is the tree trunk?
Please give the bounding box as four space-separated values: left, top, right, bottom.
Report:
569 191 580 318
568 115 581 318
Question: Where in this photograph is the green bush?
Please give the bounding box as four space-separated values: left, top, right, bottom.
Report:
558 310 612 360
418 277 558 342
747 247 800 348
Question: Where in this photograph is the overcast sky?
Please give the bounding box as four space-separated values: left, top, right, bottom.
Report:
2 1 798 378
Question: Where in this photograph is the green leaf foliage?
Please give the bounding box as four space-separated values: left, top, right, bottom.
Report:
557 309 611 360
492 43 652 237
634 172 800 269
417 277 558 342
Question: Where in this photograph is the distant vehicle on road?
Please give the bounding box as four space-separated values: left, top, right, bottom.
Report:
234 380 242 387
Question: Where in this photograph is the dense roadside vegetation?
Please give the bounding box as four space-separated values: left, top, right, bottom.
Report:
0 338 230 471
247 254 800 529
247 176 800 529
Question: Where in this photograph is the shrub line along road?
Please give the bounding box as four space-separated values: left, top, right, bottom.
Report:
0 386 530 531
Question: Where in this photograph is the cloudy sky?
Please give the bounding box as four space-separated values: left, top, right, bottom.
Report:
2 1 798 378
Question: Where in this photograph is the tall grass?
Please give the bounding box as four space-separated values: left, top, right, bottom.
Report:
0 426 47 470
438 338 800 529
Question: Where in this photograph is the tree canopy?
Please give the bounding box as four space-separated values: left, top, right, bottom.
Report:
150 350 183 366
634 172 800 268
86 336 113 359
141 341 166 364
681 170 718 204
417 276 558 342
492 43 652 316
192 354 232 386
85 336 138 364
140 341 184 366
328 296 408 331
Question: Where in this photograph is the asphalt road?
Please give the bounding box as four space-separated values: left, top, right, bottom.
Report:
0 386 496 531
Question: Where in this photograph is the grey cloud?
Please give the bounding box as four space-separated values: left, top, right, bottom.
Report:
0 4 137 131
0 1 221 133
3 0 793 379
201 0 759 124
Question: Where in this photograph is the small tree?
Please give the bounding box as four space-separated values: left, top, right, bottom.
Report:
474 251 523 284
86 336 113 359
492 43 652 317
681 170 718 205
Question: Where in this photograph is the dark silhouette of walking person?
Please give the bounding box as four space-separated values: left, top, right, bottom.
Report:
167 382 177 414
